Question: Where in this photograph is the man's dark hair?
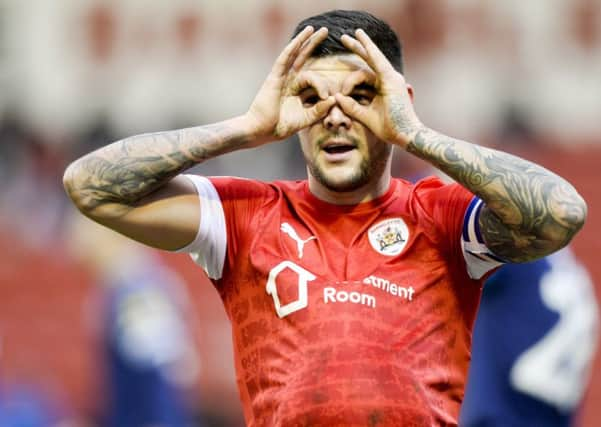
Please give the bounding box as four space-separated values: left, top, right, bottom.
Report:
292 10 403 73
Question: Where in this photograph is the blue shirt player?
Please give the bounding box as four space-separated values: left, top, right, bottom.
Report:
460 247 599 426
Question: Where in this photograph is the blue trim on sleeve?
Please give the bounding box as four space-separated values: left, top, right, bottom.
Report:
474 201 485 244
463 197 481 241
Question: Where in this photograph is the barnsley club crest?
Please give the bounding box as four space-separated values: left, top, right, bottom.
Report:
368 218 409 256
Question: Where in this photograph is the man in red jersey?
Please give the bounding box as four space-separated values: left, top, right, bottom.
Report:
63 10 587 427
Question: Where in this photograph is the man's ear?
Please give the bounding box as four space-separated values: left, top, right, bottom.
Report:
406 84 415 103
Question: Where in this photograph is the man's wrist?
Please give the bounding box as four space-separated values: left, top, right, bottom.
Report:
237 112 275 147
396 123 427 150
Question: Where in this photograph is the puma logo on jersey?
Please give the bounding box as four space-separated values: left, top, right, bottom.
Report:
280 223 316 259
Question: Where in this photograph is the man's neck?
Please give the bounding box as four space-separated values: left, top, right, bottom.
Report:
307 173 392 205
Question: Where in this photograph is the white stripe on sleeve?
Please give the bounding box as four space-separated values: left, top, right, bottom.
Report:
175 175 226 280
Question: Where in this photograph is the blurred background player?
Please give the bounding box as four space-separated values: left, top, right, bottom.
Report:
460 248 599 427
68 215 202 427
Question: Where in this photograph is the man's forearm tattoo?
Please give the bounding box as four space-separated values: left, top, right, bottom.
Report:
64 123 250 211
389 98 420 136
407 128 586 262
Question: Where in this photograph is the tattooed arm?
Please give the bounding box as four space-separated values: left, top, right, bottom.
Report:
337 29 586 262
406 129 587 262
63 117 256 250
63 26 334 250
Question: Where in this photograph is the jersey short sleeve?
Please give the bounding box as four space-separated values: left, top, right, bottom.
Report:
175 174 277 281
175 175 227 280
412 177 504 280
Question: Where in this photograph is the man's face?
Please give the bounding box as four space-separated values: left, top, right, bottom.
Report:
291 54 392 193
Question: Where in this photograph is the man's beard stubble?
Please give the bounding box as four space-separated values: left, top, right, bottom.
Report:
305 140 392 193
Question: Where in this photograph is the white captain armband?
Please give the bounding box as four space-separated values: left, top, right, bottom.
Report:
461 197 506 279
174 175 226 280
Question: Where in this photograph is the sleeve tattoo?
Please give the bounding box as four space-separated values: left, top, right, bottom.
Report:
64 123 251 214
407 128 587 262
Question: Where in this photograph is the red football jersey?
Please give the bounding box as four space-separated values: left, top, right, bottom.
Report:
178 175 502 427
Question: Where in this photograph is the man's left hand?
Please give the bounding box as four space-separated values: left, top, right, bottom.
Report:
335 29 424 148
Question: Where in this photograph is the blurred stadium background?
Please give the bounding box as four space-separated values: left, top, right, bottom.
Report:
0 0 600 426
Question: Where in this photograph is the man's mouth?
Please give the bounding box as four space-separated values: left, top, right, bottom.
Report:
321 139 357 154
319 138 358 163
323 145 355 154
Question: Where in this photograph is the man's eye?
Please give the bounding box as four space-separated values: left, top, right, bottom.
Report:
351 92 373 106
302 95 320 107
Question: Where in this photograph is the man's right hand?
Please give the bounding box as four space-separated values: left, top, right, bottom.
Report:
63 26 337 253
245 26 336 145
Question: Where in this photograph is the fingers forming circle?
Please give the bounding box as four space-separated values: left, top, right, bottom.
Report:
341 69 377 96
288 71 330 100
293 27 329 71
340 34 369 62
273 26 314 76
306 96 336 123
334 93 369 125
354 29 395 74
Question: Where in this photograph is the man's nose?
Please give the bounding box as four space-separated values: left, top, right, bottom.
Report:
323 104 352 131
